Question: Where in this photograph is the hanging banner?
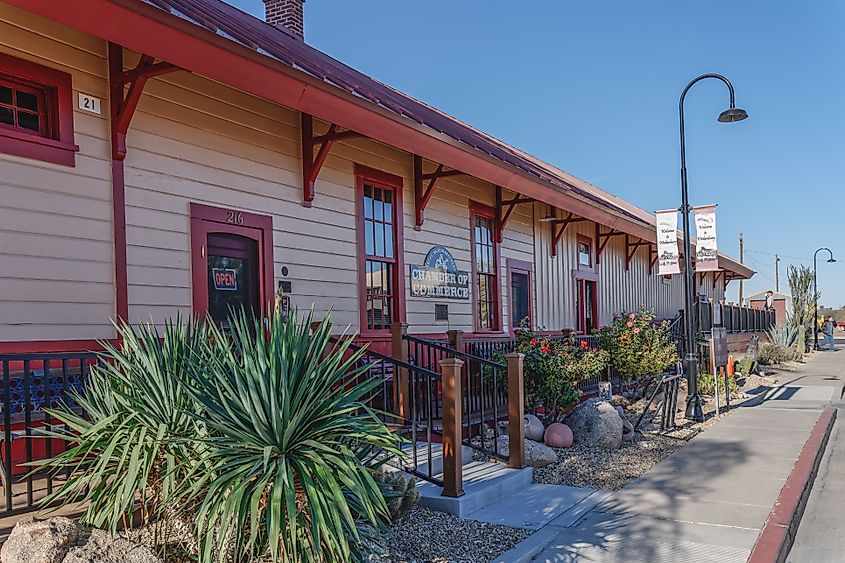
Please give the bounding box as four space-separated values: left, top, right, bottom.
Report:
693 204 719 272
655 209 681 275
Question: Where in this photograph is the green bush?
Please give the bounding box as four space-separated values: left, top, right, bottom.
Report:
372 471 419 524
183 308 401 563
758 342 802 366
38 308 402 563
34 318 213 532
736 356 757 376
698 371 739 397
492 328 608 420
597 308 679 379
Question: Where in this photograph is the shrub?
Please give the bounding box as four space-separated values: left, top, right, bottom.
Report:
491 329 608 420
372 471 419 524
697 371 739 398
758 342 802 365
597 308 678 379
34 318 213 532
736 356 757 376
183 308 401 563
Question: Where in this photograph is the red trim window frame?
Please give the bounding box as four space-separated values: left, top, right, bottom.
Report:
189 203 275 319
470 202 502 333
355 164 406 337
507 258 533 333
576 234 594 271
0 52 78 166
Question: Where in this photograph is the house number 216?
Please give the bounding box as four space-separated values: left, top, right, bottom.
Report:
226 211 244 224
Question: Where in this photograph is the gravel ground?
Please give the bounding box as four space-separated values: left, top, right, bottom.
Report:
372 506 531 563
534 371 780 491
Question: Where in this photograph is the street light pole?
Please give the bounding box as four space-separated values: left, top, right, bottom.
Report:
678 74 747 422
813 247 836 350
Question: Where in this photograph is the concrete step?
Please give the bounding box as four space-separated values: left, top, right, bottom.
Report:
415 460 534 517
386 442 474 477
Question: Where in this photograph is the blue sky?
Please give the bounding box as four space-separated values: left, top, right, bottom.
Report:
234 1 844 306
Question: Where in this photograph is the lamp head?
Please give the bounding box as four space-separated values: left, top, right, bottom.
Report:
718 107 748 123
828 258 837 263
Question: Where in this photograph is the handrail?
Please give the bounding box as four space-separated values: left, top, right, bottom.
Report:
328 335 440 379
403 333 506 370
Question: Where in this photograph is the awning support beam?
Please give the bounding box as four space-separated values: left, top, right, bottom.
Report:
625 234 651 270
595 224 625 264
549 211 590 257
649 244 658 274
414 155 465 229
495 186 532 243
302 113 363 207
109 44 180 160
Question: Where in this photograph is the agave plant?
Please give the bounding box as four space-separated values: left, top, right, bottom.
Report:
33 317 214 531
182 307 401 563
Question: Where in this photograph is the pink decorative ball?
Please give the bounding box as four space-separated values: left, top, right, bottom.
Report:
544 423 574 449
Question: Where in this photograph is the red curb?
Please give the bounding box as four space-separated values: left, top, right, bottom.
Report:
747 407 837 563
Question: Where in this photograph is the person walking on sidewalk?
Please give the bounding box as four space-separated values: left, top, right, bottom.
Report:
821 316 835 351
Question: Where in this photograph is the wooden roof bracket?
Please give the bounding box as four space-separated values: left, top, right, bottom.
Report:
595 224 624 265
109 42 180 160
302 113 363 207
625 235 651 270
549 211 589 257
649 244 658 274
413 154 465 229
495 186 532 242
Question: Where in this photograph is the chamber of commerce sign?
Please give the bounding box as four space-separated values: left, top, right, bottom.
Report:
410 246 470 300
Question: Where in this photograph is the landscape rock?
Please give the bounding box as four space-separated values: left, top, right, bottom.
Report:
524 414 545 442
1 516 80 563
544 423 573 448
495 436 558 467
63 529 161 563
565 398 623 450
621 418 635 442
610 395 631 407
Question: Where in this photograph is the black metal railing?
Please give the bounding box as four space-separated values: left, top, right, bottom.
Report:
0 352 98 516
328 336 444 487
404 334 508 461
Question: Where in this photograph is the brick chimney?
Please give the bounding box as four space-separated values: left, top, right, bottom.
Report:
263 0 305 40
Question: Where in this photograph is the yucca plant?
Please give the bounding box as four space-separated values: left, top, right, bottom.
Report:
32 317 215 532
182 307 401 563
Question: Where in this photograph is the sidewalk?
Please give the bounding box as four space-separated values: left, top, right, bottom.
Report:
496 348 844 563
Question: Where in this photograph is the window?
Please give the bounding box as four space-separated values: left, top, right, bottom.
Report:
0 53 77 166
357 165 405 334
471 204 500 331
577 236 592 268
0 79 50 136
508 259 532 331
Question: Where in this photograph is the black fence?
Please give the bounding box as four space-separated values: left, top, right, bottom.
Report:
0 352 98 516
328 336 445 487
404 334 508 462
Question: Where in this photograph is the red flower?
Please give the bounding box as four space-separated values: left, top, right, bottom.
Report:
581 340 589 350
530 338 537 346
540 344 551 354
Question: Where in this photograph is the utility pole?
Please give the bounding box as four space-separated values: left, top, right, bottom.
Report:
738 233 744 305
775 254 780 292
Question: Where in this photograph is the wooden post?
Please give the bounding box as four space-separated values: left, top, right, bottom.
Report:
506 352 525 469
446 329 464 352
391 322 410 420
439 358 465 498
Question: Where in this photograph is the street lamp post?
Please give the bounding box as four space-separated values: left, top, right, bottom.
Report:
678 74 747 422
813 247 836 350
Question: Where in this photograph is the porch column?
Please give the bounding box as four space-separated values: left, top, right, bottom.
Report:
446 329 464 352
439 357 465 498
391 322 410 420
506 352 526 469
